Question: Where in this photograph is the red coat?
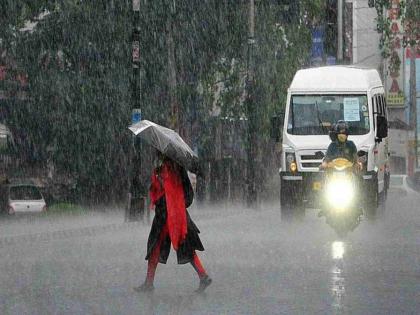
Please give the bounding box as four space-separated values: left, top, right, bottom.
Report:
147 160 203 264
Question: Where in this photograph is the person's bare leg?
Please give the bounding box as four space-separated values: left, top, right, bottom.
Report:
191 252 212 292
135 227 168 292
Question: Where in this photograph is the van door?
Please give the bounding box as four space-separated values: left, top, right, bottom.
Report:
381 94 390 191
372 92 387 193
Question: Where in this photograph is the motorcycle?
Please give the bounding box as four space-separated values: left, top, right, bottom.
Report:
320 158 363 237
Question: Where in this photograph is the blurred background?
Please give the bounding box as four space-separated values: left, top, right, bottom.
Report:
0 0 419 208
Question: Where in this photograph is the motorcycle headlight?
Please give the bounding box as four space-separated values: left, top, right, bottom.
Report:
325 177 355 210
286 152 297 173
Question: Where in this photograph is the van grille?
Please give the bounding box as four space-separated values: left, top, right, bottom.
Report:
302 162 322 168
298 150 326 171
300 151 325 160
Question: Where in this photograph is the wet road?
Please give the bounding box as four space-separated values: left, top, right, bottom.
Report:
0 193 419 315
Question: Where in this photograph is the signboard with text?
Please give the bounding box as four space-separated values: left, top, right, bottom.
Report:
386 2 405 108
311 26 324 66
132 108 142 124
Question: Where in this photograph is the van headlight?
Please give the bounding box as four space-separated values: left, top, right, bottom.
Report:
286 152 297 173
325 178 354 210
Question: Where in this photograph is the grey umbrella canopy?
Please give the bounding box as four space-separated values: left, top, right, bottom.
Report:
128 120 200 174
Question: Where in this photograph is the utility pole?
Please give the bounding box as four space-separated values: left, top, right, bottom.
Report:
407 0 418 170
167 22 178 132
246 0 257 208
409 47 416 129
126 0 143 222
132 0 140 111
165 1 180 133
337 0 343 62
409 45 417 168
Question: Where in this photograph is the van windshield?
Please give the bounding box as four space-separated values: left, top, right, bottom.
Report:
287 94 370 135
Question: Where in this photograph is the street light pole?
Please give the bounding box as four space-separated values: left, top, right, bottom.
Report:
246 0 257 208
126 0 142 222
407 0 418 171
409 45 417 168
337 0 343 61
132 0 140 109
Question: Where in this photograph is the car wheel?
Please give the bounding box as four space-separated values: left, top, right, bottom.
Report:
365 187 378 220
379 174 389 205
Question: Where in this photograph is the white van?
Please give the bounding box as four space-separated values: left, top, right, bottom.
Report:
278 66 389 218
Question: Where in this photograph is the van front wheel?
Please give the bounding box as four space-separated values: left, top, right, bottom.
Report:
365 187 378 220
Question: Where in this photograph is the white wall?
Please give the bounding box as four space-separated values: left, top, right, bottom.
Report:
351 0 382 70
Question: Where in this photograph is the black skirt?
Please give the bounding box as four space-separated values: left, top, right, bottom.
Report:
145 198 204 264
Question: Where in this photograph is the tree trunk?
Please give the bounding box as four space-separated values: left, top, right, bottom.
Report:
246 0 258 208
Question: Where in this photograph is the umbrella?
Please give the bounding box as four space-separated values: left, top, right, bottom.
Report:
128 120 200 174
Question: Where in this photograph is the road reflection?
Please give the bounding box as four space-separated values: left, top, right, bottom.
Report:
330 241 346 313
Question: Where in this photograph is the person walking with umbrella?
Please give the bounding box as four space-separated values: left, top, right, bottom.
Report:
135 151 211 292
130 121 212 292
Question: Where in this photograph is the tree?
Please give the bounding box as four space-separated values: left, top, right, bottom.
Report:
2 0 326 204
7 1 131 202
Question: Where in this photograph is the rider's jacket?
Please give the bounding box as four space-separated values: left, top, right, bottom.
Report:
324 140 357 163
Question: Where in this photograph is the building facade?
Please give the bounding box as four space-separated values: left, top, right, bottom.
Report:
350 0 413 174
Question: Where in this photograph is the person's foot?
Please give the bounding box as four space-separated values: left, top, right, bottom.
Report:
195 275 212 293
134 282 154 292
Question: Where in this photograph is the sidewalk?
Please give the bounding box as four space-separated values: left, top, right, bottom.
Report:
406 175 420 193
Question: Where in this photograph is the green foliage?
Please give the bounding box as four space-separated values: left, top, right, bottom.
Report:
372 0 419 75
3 0 324 202
200 1 318 137
404 0 420 47
374 0 399 58
8 1 132 201
43 202 87 216
374 0 420 85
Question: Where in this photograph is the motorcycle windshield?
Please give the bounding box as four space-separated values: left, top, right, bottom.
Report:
329 158 353 171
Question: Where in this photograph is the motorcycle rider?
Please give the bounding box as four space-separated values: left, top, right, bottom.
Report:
320 120 358 169
319 120 361 220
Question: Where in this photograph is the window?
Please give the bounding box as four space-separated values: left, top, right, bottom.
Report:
372 94 387 131
378 95 383 115
9 186 43 201
287 94 370 135
372 96 376 130
381 95 388 119
374 95 381 115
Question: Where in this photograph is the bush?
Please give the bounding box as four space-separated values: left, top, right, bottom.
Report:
44 202 87 215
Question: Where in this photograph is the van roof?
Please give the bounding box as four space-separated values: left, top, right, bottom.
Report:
289 66 383 93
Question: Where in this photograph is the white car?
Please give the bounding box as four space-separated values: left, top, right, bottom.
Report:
1 184 47 214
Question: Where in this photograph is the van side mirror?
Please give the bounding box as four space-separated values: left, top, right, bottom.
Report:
270 112 285 142
376 115 388 140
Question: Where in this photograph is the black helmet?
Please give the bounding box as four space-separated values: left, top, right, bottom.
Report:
334 120 349 136
329 120 349 141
